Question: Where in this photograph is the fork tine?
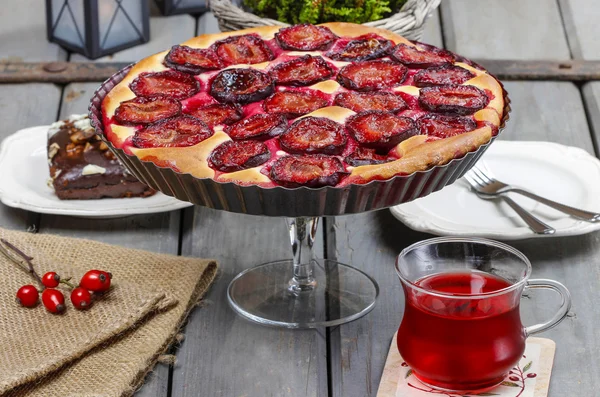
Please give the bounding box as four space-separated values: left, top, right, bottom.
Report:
466 168 487 186
479 160 493 175
472 166 493 185
475 160 494 178
464 173 483 189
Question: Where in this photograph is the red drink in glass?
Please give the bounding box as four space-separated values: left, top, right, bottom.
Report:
395 237 571 393
397 270 526 391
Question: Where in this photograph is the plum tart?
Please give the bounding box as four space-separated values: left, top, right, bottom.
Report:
101 23 505 188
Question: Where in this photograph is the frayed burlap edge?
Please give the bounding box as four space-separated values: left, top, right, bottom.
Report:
123 262 218 397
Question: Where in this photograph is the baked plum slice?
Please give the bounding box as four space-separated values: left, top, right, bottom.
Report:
270 155 347 188
414 64 475 87
328 35 393 61
270 55 335 87
419 85 489 115
164 45 222 74
334 91 407 113
130 70 200 100
279 117 347 155
132 115 212 148
186 103 243 127
390 43 454 68
263 90 328 118
275 24 338 51
209 140 270 172
337 61 407 91
114 96 181 125
345 147 393 167
346 111 417 149
210 68 274 104
417 114 477 138
212 34 274 65
226 113 288 141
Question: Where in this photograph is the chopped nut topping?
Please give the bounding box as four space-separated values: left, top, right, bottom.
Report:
66 143 84 157
98 141 109 151
48 142 60 160
68 114 87 122
81 164 106 175
70 128 95 143
84 142 93 152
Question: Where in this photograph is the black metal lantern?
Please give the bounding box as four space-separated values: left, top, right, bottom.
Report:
154 0 208 15
45 0 150 60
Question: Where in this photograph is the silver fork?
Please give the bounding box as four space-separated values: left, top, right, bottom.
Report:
464 166 556 235
471 161 600 222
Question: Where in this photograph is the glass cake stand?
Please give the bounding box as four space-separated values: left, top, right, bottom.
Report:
226 217 379 328
89 65 510 329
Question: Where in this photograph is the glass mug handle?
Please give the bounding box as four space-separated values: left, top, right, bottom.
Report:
524 279 572 336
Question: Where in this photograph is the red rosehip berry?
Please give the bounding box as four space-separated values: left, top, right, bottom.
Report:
509 376 520 382
80 270 112 292
42 271 60 288
71 287 93 310
527 373 537 378
42 288 65 314
16 285 39 307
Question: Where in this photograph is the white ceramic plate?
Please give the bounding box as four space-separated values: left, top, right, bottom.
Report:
0 126 193 218
390 141 600 240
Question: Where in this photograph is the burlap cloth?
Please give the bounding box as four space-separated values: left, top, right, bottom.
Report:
0 227 218 397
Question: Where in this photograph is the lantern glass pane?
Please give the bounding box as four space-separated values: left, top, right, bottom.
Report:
50 0 86 48
98 0 144 50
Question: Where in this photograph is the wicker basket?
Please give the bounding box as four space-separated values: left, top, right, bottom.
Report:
209 0 441 41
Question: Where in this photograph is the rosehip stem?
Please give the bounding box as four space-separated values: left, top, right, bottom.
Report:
60 279 77 289
0 238 44 287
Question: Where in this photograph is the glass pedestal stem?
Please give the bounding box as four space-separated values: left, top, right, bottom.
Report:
287 217 318 293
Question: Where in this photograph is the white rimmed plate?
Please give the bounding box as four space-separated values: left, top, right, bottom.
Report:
0 126 193 218
390 140 600 240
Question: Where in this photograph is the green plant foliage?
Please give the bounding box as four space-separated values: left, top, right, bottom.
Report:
243 0 407 24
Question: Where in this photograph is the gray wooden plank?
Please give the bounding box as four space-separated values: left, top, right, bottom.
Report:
420 8 443 48
0 0 67 62
498 81 594 150
197 11 220 35
39 82 182 397
0 84 62 230
440 0 571 60
583 82 600 150
171 207 328 397
559 0 600 60
70 2 196 62
328 81 600 396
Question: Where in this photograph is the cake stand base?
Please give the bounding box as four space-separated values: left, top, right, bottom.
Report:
227 259 379 328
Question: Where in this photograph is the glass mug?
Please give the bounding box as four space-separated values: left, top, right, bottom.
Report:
395 237 571 393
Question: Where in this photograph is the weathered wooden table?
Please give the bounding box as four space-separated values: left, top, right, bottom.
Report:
1 1 599 396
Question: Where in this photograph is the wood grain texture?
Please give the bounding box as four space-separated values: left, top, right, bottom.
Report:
6 59 600 83
197 11 221 36
559 0 600 59
0 84 61 230
70 2 195 62
0 0 67 62
171 207 328 397
583 82 600 150
327 81 600 396
440 0 571 60
498 81 593 150
420 8 443 48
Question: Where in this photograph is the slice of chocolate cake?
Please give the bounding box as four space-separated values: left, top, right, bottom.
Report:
48 114 154 200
